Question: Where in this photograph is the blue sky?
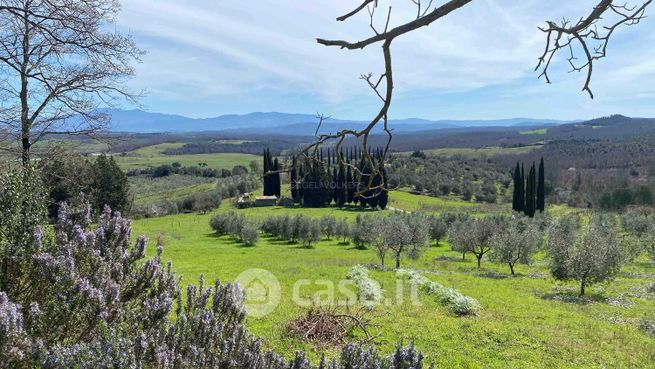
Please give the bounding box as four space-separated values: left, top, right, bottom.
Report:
116 0 655 121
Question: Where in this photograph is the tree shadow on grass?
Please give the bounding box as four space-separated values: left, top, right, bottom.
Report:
540 290 606 305
474 270 511 279
433 255 466 263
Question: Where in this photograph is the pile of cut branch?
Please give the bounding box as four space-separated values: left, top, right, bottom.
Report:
286 305 379 346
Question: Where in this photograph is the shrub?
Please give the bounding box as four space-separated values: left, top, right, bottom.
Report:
489 214 540 275
347 265 383 305
210 212 232 236
448 216 495 268
299 218 322 248
639 317 655 337
396 269 480 316
240 221 260 246
547 215 624 295
336 219 351 244
192 191 222 214
321 215 338 240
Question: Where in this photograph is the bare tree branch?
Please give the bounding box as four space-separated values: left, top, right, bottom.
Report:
0 0 143 165
536 0 652 98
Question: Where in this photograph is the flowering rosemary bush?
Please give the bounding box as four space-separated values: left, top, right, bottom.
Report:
396 269 481 316
347 265 383 305
0 203 427 368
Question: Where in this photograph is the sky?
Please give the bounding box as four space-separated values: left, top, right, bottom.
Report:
116 0 655 121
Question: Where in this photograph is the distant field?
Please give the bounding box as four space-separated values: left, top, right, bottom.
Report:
129 175 217 204
113 143 260 171
519 128 548 135
132 197 655 368
407 145 542 157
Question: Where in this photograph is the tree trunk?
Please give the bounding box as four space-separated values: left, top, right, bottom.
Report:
20 11 30 167
462 252 466 260
509 263 515 275
580 279 586 296
476 256 481 269
395 255 401 269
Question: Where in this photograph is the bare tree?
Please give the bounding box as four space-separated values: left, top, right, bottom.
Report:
0 0 142 165
299 0 652 196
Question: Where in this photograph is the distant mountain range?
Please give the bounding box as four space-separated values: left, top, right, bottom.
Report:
102 109 572 135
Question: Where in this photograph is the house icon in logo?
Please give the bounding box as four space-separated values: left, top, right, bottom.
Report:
235 268 281 318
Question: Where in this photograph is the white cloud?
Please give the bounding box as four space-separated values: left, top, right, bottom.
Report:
116 0 655 118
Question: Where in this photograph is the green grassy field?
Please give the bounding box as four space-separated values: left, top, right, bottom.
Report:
114 143 260 171
131 193 655 368
129 175 217 204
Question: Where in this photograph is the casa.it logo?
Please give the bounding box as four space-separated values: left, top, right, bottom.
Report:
235 268 281 318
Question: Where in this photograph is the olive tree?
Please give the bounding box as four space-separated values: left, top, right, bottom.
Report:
239 221 260 247
321 215 338 240
351 215 376 250
335 219 351 245
448 216 495 268
429 215 448 247
547 215 624 295
378 213 430 269
490 215 540 275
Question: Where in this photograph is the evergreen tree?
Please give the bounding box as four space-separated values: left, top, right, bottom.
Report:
262 149 270 195
378 164 389 210
512 162 523 212
336 162 347 207
302 161 330 207
519 163 527 213
91 155 130 213
298 165 305 201
290 158 299 203
331 166 338 204
524 163 537 217
273 158 281 198
537 157 546 213
346 165 355 204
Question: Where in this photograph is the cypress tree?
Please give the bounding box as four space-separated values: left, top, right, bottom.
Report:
298 165 305 201
273 158 281 198
537 157 545 213
512 162 522 212
330 166 338 204
524 163 537 217
378 164 389 210
290 158 299 203
346 165 355 204
337 162 347 207
519 163 527 213
262 149 270 196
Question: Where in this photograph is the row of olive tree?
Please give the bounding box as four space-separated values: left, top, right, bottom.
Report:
447 212 630 296
210 211 259 246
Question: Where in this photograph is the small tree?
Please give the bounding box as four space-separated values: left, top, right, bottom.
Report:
351 215 375 250
91 155 131 213
449 217 494 268
490 215 539 275
380 213 430 269
321 215 338 240
547 215 624 295
210 213 231 236
299 219 322 248
240 221 260 246
192 191 222 214
429 216 448 247
336 219 351 245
